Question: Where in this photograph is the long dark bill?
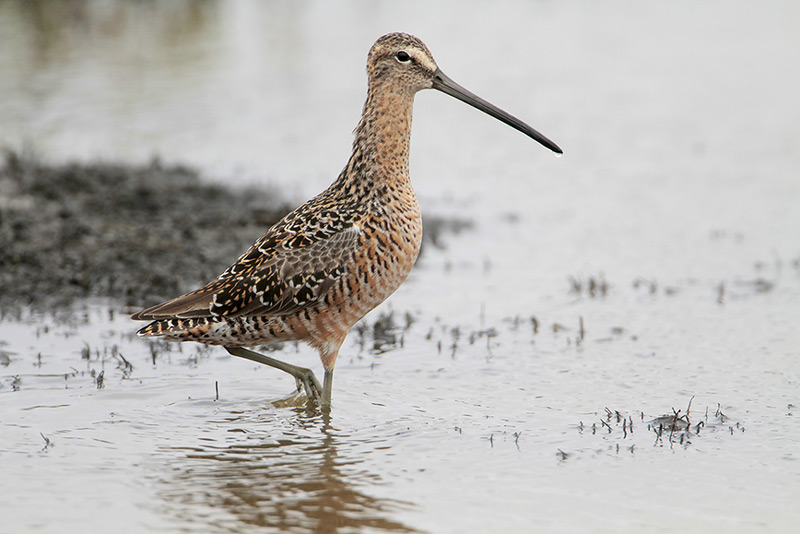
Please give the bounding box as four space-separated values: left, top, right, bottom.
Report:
432 69 562 154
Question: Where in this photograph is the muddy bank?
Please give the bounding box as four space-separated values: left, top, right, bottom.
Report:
0 152 294 309
0 152 470 311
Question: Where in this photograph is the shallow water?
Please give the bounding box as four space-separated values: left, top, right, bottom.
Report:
2 1 800 533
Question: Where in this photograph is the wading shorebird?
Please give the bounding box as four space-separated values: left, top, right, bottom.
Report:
132 33 562 408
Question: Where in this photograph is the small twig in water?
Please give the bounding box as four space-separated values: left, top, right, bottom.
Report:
686 395 695 422
40 433 53 451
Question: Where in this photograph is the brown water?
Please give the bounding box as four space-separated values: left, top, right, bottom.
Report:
2 1 799 533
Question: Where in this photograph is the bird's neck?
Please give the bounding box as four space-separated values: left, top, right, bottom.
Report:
336 87 416 198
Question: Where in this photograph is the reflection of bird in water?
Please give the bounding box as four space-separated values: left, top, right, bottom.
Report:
132 33 562 407
162 411 419 532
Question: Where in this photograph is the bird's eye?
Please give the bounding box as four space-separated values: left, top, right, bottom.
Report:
395 51 411 63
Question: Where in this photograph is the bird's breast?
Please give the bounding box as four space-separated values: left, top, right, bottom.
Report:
329 188 422 327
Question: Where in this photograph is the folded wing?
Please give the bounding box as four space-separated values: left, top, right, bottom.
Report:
131 224 363 321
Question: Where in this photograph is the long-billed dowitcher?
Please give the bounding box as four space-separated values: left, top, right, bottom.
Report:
132 33 561 407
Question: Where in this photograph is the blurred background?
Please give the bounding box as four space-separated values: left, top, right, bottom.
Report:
2 0 797 299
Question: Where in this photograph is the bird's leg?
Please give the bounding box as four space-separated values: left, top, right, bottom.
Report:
322 369 334 409
225 347 322 402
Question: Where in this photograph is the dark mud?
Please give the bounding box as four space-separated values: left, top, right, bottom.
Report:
0 152 469 312
0 152 293 309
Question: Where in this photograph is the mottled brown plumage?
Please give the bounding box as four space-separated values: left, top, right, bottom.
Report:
132 32 561 407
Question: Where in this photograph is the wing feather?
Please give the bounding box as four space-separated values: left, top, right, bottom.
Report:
131 224 362 321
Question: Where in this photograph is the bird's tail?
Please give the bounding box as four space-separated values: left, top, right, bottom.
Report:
136 317 217 342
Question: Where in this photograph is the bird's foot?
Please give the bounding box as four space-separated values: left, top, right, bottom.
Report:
293 368 323 402
224 346 323 405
